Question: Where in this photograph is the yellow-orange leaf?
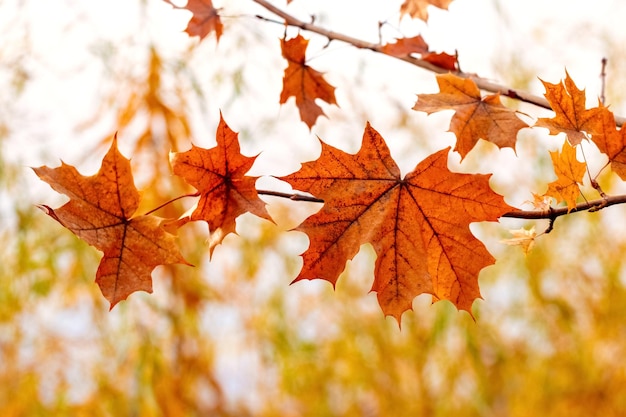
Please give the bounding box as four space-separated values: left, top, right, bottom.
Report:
34 138 189 308
526 192 552 211
170 113 273 255
280 34 338 129
413 73 528 160
164 0 223 42
501 226 537 255
544 140 586 212
535 71 603 145
281 123 511 322
400 0 454 21
589 106 626 180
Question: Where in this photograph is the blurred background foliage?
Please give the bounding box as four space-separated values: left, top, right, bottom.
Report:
2 0 626 415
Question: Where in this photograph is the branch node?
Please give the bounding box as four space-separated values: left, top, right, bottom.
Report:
543 207 556 234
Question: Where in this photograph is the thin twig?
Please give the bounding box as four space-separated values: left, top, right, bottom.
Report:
143 192 201 216
257 189 324 203
502 194 626 220
252 0 626 126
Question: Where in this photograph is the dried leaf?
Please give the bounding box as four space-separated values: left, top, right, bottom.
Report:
535 71 603 145
525 193 552 211
170 113 274 255
33 138 189 308
382 35 458 71
413 73 528 160
164 0 223 42
381 35 429 57
501 227 537 255
280 34 338 129
589 106 626 180
422 51 458 71
281 123 511 322
400 0 454 21
544 140 586 212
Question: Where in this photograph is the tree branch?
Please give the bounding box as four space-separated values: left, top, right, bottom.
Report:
252 0 626 126
257 187 626 220
502 195 626 220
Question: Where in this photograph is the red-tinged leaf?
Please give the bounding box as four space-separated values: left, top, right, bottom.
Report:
381 35 429 57
280 34 338 129
589 106 626 180
170 113 274 255
164 0 223 42
535 71 603 145
422 51 457 71
400 0 454 21
281 123 512 323
381 36 457 70
413 73 528 160
33 138 190 308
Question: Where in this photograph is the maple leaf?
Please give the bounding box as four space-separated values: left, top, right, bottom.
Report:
163 0 223 42
381 35 457 71
400 0 454 21
589 106 626 180
413 73 528 160
421 51 458 71
381 35 429 57
501 226 537 255
525 192 552 211
544 140 586 212
281 123 511 322
280 34 338 129
170 113 273 255
535 71 603 145
33 138 189 308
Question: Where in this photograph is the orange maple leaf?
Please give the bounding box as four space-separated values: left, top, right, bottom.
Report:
382 35 429 57
381 35 457 71
281 123 511 322
421 51 458 71
413 73 528 160
170 113 273 255
164 0 223 42
400 0 454 21
589 106 626 180
544 140 586 212
535 71 603 145
33 138 189 308
280 34 338 129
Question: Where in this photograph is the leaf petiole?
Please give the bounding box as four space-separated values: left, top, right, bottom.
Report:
143 192 200 216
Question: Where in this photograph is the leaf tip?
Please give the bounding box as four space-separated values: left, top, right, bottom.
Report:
35 204 64 226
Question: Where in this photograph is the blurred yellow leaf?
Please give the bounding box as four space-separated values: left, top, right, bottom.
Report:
501 226 537 254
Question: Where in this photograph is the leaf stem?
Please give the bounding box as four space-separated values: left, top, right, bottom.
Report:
257 189 323 203
143 192 201 216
